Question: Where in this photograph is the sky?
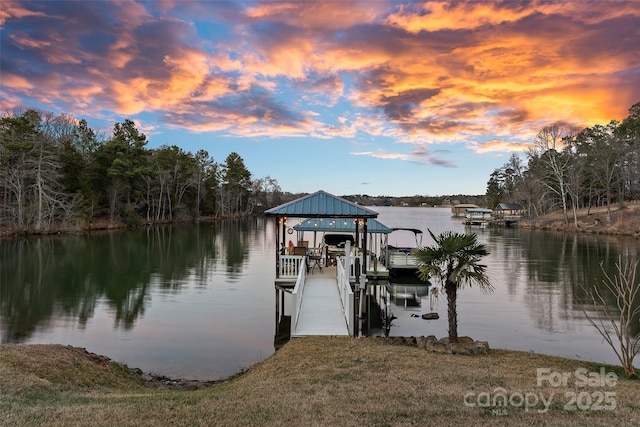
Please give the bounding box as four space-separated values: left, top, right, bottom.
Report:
1 1 639 197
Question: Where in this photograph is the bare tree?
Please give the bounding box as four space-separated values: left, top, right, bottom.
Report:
581 258 640 378
1 110 79 232
526 124 577 224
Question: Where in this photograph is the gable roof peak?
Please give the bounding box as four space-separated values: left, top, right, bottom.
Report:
264 190 378 218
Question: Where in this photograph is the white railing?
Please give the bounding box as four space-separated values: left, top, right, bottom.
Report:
342 241 363 279
279 255 305 278
336 257 354 336
291 257 308 332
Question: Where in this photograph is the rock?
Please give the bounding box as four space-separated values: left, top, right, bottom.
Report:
471 341 490 354
421 312 439 320
403 336 417 346
424 336 438 351
457 336 474 345
417 335 437 349
416 336 429 349
430 340 452 354
425 339 433 351
419 335 490 356
451 343 472 355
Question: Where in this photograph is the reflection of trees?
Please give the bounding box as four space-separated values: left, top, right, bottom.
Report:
0 237 97 343
486 226 526 297
0 218 259 342
512 230 638 334
220 219 250 279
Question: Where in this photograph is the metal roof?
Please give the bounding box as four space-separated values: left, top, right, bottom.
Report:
264 190 379 218
466 208 493 213
293 217 392 233
497 203 523 211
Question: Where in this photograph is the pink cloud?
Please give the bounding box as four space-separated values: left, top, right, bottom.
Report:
0 0 47 25
472 139 532 154
1 0 638 159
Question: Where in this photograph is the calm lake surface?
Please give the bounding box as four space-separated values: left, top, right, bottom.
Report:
1 207 638 380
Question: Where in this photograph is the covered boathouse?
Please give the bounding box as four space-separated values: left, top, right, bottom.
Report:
264 190 387 339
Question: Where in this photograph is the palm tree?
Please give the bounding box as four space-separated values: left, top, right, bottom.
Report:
414 230 492 343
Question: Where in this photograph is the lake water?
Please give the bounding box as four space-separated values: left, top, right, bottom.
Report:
369 207 639 365
1 207 638 380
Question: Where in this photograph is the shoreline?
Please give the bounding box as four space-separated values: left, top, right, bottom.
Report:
2 202 639 240
0 214 243 240
3 337 636 387
516 201 640 239
7 334 631 389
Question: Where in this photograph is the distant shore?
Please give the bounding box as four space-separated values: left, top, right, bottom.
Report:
2 202 639 239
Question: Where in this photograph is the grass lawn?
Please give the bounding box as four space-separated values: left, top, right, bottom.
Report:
1 337 639 426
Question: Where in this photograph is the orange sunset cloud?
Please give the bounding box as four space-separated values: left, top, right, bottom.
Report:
1 0 638 165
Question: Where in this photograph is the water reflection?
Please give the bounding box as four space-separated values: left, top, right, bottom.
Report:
362 276 432 338
370 207 639 363
1 208 638 377
483 228 640 336
4 226 204 339
1 218 275 380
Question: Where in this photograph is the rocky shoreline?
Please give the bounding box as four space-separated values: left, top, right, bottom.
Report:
373 335 490 355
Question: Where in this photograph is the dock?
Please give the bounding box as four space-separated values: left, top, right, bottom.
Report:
265 191 391 338
292 269 349 336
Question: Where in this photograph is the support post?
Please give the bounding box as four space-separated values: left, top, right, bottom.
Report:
362 219 368 277
281 289 285 313
359 220 368 337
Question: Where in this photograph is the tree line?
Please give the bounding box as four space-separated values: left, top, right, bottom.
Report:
0 110 287 234
4 101 638 234
486 101 640 224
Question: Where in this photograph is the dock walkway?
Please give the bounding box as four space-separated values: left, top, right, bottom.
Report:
292 269 349 337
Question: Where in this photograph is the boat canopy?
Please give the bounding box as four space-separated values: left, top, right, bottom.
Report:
466 208 493 213
390 227 422 234
385 227 424 248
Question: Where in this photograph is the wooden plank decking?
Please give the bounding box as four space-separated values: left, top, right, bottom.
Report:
292 269 349 337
